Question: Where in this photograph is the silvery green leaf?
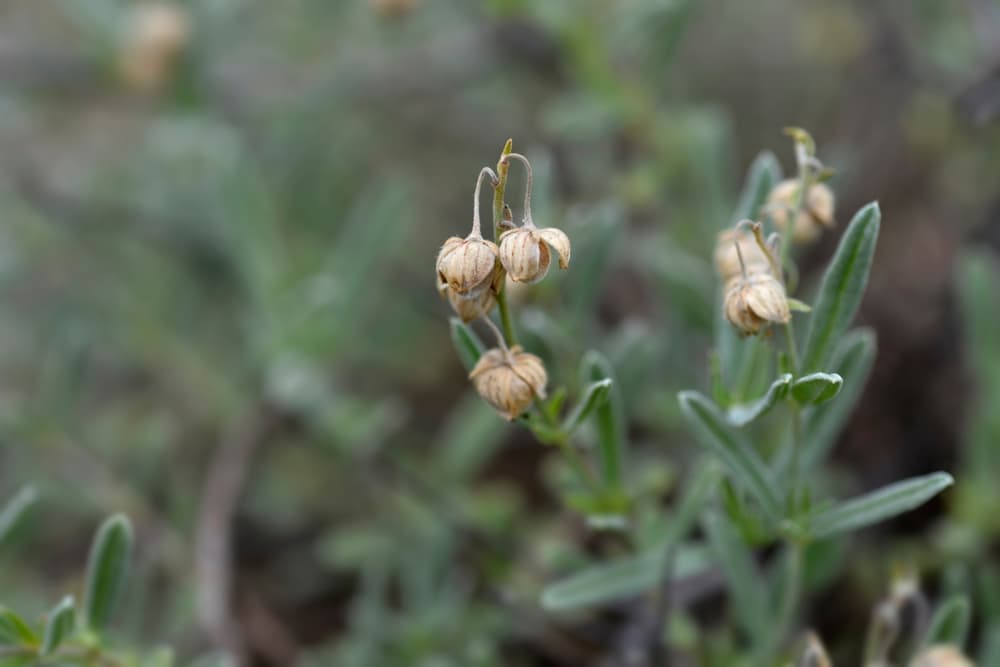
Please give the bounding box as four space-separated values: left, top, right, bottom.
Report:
83 514 133 631
562 379 613 434
448 318 484 372
579 351 627 492
41 596 75 655
924 595 971 648
790 373 843 405
801 202 881 373
0 486 37 547
808 472 953 539
726 373 793 427
678 391 782 522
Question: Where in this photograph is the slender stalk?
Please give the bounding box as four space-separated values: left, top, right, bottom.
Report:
492 139 518 345
774 541 804 658
501 152 534 226
471 166 498 238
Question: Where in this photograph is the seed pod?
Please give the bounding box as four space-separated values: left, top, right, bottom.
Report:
469 346 547 421
499 225 571 283
766 179 835 244
118 2 191 92
436 234 501 298
440 282 496 322
713 228 774 283
910 645 974 667
723 272 791 335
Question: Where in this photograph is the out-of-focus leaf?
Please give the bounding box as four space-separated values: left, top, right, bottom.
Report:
801 202 881 373
790 373 843 406
580 351 627 492
726 373 792 427
808 473 954 539
800 328 876 471
83 514 133 631
0 607 38 647
678 391 782 522
0 486 37 547
734 151 782 224
703 512 768 641
41 596 75 655
562 379 613 434
924 595 971 648
448 318 484 372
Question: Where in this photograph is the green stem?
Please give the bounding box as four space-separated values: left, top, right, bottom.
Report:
789 402 803 513
774 540 803 658
492 139 518 346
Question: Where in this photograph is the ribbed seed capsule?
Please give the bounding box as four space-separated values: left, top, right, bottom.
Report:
713 228 773 283
436 234 501 297
469 346 547 421
498 225 571 283
440 283 496 322
723 272 791 335
910 645 974 667
767 178 835 244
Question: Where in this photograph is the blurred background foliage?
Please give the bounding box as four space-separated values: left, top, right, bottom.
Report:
0 0 999 665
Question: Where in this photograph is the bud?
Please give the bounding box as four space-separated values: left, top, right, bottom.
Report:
723 272 791 335
469 346 547 421
714 228 773 283
767 179 835 244
436 234 501 298
439 282 496 323
118 2 191 92
498 224 571 283
910 645 974 667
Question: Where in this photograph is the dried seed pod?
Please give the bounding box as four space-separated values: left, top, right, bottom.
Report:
469 346 547 421
436 234 500 297
118 2 191 92
910 645 974 667
714 228 774 283
766 178 835 244
499 225 571 283
440 282 496 322
723 272 791 335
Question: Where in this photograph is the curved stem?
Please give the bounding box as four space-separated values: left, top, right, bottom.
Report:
501 152 534 227
480 314 509 353
471 167 498 238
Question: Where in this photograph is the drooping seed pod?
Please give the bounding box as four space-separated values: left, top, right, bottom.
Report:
469 345 547 421
723 272 791 336
436 234 501 297
713 228 774 283
499 224 571 283
910 645 974 667
766 178 835 244
118 2 191 92
439 282 496 322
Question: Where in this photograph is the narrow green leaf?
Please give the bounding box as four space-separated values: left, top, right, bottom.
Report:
561 379 613 434
448 318 484 372
41 596 75 655
703 512 768 641
0 486 37 547
0 607 38 647
540 463 718 611
678 391 782 522
541 543 711 612
800 328 876 471
801 202 881 373
790 373 843 405
83 514 133 631
924 595 971 648
808 472 954 539
726 373 793 427
580 351 627 491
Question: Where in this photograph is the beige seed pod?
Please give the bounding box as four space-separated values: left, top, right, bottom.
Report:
714 228 773 283
499 225 571 283
723 272 791 336
469 345 547 421
436 235 500 297
440 282 496 322
766 179 835 244
118 2 191 92
910 645 975 667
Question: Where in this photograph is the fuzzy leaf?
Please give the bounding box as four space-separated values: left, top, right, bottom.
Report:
801 202 881 373
790 373 843 405
580 351 627 492
924 595 971 648
808 472 953 539
562 379 613 434
0 486 37 547
678 391 782 522
448 318 484 372
83 514 133 631
0 607 38 647
41 596 75 655
726 373 793 427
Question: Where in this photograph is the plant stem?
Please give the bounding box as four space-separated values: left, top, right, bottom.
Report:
492 139 518 346
774 540 804 658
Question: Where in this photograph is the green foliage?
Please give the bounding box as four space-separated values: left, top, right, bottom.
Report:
83 514 133 632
